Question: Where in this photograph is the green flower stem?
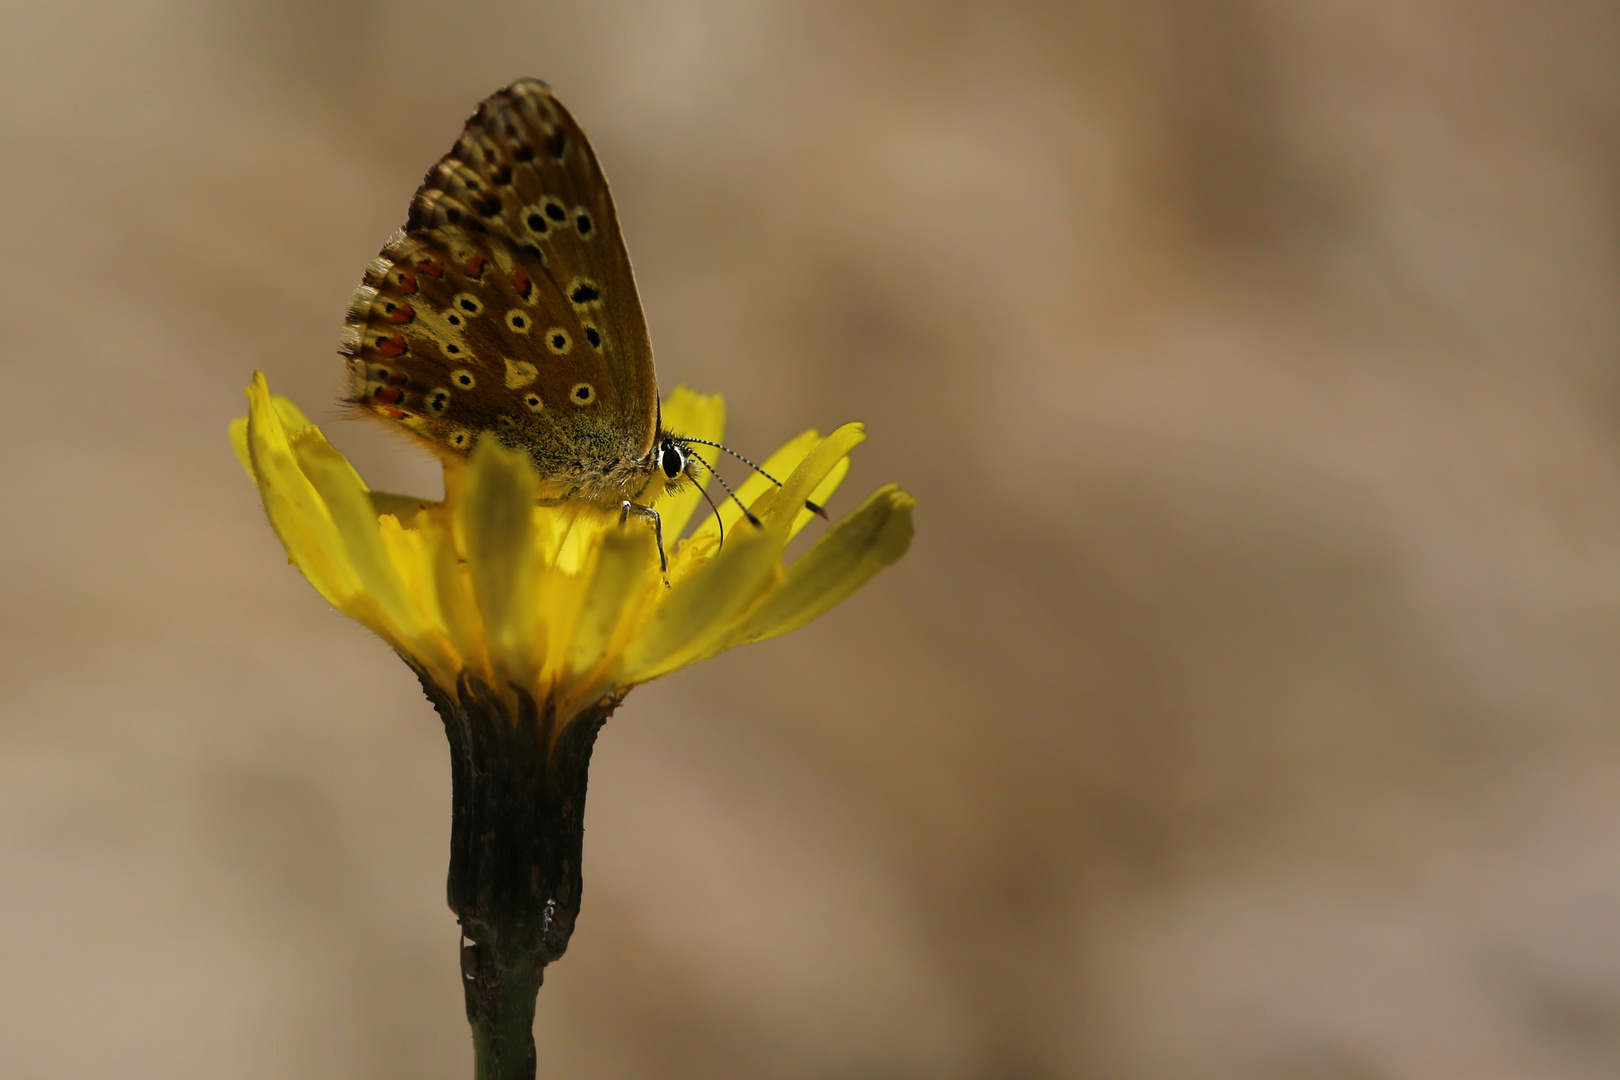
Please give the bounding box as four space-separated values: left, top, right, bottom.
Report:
415 667 617 1080
460 931 544 1080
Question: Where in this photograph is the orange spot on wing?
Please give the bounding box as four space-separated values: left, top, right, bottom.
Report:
383 407 406 419
387 371 410 386
463 255 486 278
377 335 407 357
417 260 444 277
387 303 415 324
397 272 419 295
512 267 531 300
375 387 404 405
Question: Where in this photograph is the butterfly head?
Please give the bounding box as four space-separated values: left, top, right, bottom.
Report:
658 436 688 481
647 433 704 505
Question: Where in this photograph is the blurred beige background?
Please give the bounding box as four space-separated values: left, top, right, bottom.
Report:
3 0 1620 1077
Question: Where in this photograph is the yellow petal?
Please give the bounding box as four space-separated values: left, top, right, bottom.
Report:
421 506 491 683
244 373 360 607
271 394 315 433
757 423 867 531
369 491 436 528
656 387 727 540
725 485 914 648
375 515 439 632
550 508 597 576
376 513 461 685
563 523 659 697
228 417 254 482
619 513 787 683
660 385 725 440
457 436 540 681
686 429 821 545
790 455 850 540
290 427 425 645
534 514 599 686
236 374 914 716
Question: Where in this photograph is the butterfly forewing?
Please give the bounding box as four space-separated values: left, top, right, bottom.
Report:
342 79 659 495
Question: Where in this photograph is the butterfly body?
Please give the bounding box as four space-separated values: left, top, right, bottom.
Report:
339 79 689 512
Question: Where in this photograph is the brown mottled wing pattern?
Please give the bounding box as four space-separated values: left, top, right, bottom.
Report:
340 79 658 493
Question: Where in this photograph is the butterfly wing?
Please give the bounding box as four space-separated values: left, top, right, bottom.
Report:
341 79 659 493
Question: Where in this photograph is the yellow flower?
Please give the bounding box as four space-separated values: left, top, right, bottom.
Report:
229 372 914 727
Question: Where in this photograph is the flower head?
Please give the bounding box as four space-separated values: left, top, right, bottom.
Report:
230 372 913 727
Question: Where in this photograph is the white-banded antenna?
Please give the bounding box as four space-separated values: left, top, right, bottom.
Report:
679 438 828 518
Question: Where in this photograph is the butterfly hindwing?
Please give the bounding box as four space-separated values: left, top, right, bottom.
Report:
342 79 659 492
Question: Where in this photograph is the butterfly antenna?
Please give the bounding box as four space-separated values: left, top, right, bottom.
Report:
679 438 828 518
694 471 726 551
684 448 761 527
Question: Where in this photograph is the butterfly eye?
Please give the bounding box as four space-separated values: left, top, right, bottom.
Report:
452 370 476 388
505 310 531 334
545 328 572 355
660 443 685 479
524 393 544 413
570 382 595 406
453 293 483 316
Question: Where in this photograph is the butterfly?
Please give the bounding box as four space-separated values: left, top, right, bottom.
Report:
339 78 806 568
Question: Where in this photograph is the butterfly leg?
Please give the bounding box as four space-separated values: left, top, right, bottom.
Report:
619 500 668 577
